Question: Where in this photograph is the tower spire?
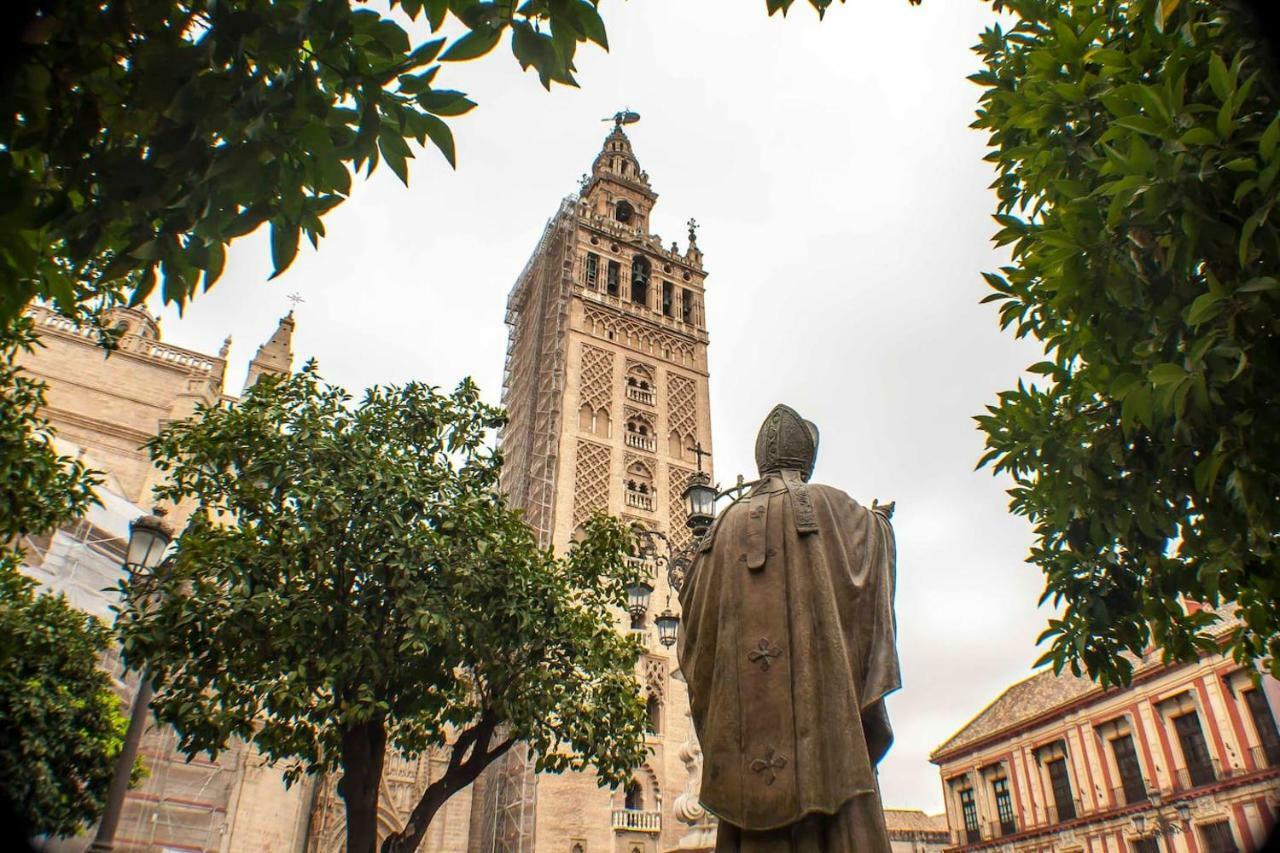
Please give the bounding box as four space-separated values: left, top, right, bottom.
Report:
243 312 295 391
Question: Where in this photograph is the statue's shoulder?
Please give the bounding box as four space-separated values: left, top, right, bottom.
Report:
807 481 858 507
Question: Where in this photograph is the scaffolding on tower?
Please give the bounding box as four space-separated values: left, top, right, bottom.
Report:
481 196 579 851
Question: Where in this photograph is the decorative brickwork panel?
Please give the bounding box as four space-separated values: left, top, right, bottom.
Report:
668 466 696 550
583 304 695 362
579 343 615 414
643 655 668 700
667 373 698 449
573 440 612 527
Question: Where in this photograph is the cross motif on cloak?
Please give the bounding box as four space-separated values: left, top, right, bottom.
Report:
747 637 782 672
750 748 787 786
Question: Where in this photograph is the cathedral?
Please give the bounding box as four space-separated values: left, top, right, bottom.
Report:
18 120 715 852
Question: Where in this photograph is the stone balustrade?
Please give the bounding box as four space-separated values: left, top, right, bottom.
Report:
625 432 657 452
612 809 662 833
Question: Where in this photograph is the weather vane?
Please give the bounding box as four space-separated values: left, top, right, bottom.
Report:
687 217 699 243
287 292 304 309
603 108 641 129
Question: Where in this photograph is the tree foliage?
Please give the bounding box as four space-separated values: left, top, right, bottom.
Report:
0 315 126 838
0 316 100 535
0 0 907 326
0 558 133 839
116 364 649 853
973 0 1280 684
1 0 613 323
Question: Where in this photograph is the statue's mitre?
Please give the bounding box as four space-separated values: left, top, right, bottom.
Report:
755 403 820 481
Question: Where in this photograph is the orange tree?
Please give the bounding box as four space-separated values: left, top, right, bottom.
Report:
116 364 649 853
974 0 1280 684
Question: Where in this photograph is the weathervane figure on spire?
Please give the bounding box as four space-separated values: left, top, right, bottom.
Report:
604 108 641 129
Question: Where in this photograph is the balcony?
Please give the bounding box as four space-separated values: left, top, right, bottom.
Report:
612 809 661 833
1250 742 1280 769
1171 760 1217 791
1044 800 1081 824
625 491 654 512
626 385 655 406
624 555 650 573
1110 782 1150 808
625 432 657 452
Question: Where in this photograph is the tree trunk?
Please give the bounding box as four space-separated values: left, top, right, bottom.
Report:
338 719 388 853
380 711 513 853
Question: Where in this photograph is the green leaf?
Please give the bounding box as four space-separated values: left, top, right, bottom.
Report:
1261 116 1280 162
418 89 477 116
1208 53 1232 103
270 221 300 279
1239 276 1278 293
441 27 503 62
1149 363 1186 386
1186 291 1224 325
419 114 456 168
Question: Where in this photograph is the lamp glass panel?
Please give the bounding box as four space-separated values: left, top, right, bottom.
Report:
127 526 168 569
655 612 679 646
627 581 654 613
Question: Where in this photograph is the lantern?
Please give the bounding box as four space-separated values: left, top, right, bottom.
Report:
682 471 717 534
655 607 680 647
627 579 654 620
127 511 173 571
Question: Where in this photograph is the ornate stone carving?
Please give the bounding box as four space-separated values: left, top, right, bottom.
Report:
579 343 615 414
583 303 696 362
667 372 697 452
668 466 696 549
573 440 612 527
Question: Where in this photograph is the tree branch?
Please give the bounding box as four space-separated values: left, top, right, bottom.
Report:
381 709 515 853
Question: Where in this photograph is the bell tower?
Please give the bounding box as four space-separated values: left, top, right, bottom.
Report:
484 116 714 853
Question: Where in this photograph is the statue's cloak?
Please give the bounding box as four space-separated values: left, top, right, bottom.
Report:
677 471 899 833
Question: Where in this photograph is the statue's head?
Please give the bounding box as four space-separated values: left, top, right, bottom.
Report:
755 404 820 481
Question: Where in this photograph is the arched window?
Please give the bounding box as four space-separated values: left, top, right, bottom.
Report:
630 256 650 306
646 694 661 734
624 781 643 811
579 404 610 437
615 200 634 224
625 462 655 511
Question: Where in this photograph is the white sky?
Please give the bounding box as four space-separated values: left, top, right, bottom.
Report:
150 0 1048 815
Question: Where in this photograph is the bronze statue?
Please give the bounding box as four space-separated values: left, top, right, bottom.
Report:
678 404 900 852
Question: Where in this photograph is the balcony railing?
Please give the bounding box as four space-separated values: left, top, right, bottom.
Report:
963 827 981 845
626 385 655 405
625 491 654 511
1111 782 1150 808
612 809 661 833
1044 800 1081 824
1250 742 1280 769
1171 760 1218 791
624 555 650 573
625 432 657 452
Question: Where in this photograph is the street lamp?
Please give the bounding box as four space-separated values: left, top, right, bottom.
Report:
655 607 680 648
634 444 759 648
1131 794 1192 851
682 470 717 535
90 509 174 852
627 578 654 621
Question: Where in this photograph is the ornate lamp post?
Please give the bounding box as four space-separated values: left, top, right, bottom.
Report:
89 510 174 852
1131 793 1192 851
634 445 755 648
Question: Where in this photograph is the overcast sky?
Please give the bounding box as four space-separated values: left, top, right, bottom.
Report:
149 0 1046 814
